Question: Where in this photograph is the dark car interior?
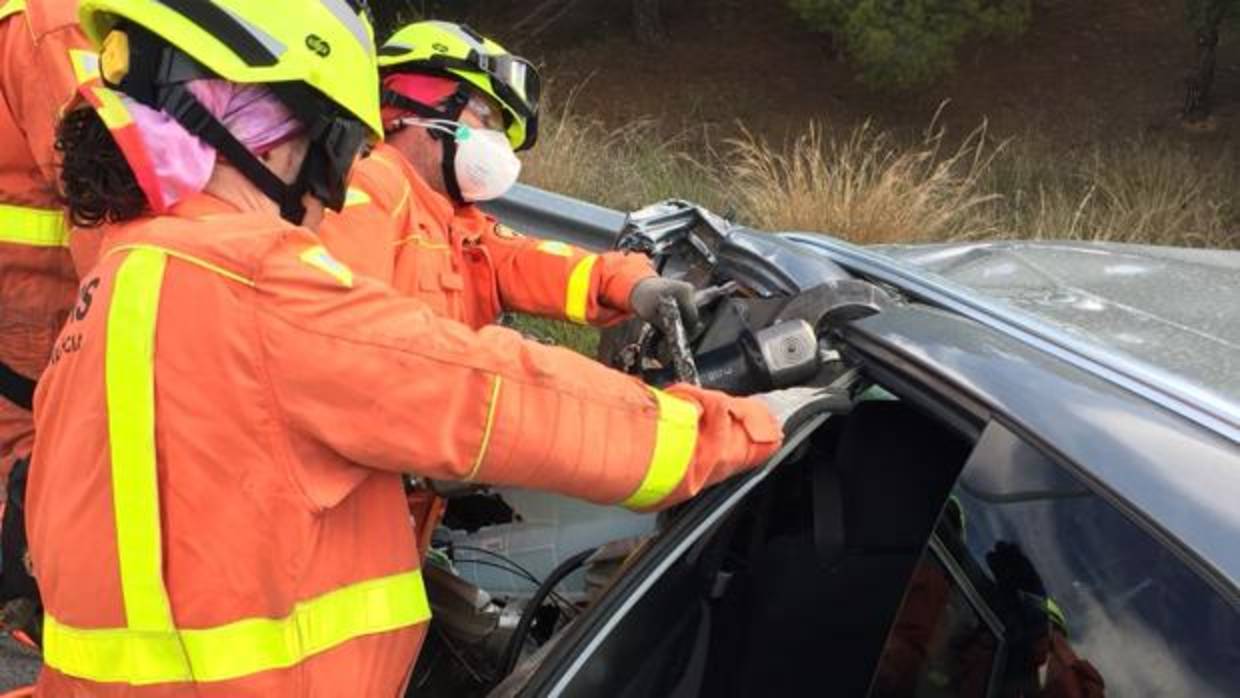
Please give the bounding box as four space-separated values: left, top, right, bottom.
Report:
550 397 975 698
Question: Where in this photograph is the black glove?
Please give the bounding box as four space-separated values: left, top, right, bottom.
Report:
629 277 699 330
0 457 36 604
1 456 41 645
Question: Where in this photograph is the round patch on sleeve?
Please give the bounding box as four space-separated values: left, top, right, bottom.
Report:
493 223 523 239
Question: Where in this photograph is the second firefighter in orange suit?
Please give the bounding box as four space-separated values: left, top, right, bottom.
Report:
320 21 692 558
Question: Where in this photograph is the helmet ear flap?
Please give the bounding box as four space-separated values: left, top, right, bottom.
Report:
100 29 132 84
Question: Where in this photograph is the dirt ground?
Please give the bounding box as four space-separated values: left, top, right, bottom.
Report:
477 0 1240 150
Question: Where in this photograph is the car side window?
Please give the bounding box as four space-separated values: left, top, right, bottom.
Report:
870 549 1002 698
872 422 1240 698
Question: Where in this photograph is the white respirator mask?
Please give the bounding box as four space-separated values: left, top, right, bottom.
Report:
403 118 522 202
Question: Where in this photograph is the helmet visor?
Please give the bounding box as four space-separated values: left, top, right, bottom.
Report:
485 54 540 151
489 54 540 118
424 51 541 150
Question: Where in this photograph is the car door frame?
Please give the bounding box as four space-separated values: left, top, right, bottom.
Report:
512 299 1240 697
504 407 835 697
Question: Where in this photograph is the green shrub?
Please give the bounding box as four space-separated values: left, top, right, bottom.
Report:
1186 0 1240 30
787 0 1031 89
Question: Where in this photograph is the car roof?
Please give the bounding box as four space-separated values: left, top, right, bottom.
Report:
779 234 1240 441
872 241 1240 413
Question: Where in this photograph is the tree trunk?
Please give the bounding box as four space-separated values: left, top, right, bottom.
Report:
633 0 666 45
1183 2 1227 123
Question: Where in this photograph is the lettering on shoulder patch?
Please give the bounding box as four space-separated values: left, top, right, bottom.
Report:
536 240 572 257
493 223 523 239
299 245 353 288
344 187 372 208
69 49 102 87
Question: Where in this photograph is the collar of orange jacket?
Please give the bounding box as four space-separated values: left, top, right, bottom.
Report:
168 192 244 220
372 142 474 234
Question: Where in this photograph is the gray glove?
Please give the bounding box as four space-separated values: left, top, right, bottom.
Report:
754 386 835 431
629 277 700 330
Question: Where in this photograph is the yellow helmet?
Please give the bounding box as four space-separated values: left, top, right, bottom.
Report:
78 0 381 221
379 21 540 152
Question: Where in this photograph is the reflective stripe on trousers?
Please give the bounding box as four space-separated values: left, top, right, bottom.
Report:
0 204 68 247
42 247 431 685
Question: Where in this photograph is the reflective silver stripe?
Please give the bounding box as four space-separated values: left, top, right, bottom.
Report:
433 20 487 53
217 4 287 58
319 0 372 53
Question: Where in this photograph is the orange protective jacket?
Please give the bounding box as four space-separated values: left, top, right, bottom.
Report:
320 143 659 554
28 194 780 695
0 0 94 477
321 143 656 330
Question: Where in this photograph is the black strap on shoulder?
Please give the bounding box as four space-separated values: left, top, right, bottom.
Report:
381 90 444 120
0 360 34 411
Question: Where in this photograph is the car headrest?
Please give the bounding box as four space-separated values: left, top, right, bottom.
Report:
832 400 971 552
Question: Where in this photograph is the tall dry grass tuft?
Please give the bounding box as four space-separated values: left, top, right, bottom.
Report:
993 137 1237 248
719 111 1006 244
522 94 1238 251
511 99 1238 355
520 86 722 212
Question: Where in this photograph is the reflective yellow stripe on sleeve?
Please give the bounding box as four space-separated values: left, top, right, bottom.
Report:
622 388 699 509
565 254 598 325
42 247 432 686
0 203 68 247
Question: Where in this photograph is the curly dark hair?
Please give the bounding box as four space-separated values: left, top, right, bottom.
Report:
56 107 149 228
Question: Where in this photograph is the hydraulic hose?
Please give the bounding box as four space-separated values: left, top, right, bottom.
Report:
497 546 597 680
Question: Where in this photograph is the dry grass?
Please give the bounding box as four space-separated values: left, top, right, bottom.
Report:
991 136 1238 247
521 85 723 211
519 100 1237 355
522 98 1240 250
720 109 1005 244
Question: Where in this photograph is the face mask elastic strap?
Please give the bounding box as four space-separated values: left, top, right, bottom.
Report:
395 117 467 138
440 135 465 204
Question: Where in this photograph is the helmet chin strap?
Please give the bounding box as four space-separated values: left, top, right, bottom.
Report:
438 132 464 204
160 84 311 223
382 87 471 204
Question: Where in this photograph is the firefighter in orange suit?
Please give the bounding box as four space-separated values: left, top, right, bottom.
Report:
0 0 99 628
28 1 786 694
0 0 94 479
320 21 696 555
321 20 691 334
